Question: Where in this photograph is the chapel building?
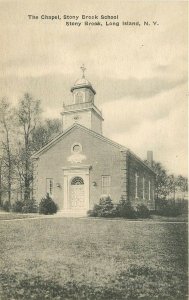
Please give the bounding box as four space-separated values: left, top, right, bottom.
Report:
32 66 155 215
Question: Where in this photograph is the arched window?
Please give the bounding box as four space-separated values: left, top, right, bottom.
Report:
75 92 83 104
71 177 84 185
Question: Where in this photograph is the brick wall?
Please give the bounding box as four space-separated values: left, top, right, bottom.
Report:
126 152 155 210
33 127 124 210
32 126 155 211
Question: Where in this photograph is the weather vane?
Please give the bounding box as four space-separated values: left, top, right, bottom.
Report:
80 64 86 78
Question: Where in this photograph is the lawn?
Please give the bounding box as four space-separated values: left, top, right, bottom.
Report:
0 217 188 299
0 212 42 221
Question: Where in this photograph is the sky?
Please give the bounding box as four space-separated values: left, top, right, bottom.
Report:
0 0 188 176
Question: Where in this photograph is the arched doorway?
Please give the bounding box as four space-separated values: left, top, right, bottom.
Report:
63 166 90 214
69 176 85 209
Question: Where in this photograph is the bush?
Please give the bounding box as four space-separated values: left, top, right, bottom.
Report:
87 204 101 217
39 194 58 215
12 200 24 213
136 204 150 218
2 200 11 212
88 195 116 218
155 199 182 217
22 198 38 213
116 199 137 219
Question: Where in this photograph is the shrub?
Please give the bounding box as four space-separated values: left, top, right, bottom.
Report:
88 195 116 218
136 204 150 218
155 199 182 217
87 204 101 217
12 200 24 213
22 198 38 213
116 199 137 219
2 200 11 212
39 194 58 215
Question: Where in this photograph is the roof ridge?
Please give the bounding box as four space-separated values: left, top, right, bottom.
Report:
76 124 127 150
31 123 154 173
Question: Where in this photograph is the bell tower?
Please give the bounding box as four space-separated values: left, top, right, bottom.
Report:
61 65 104 134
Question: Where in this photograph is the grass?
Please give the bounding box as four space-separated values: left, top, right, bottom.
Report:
0 212 41 220
151 213 188 223
0 217 188 299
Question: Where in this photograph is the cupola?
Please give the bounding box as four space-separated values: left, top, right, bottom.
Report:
61 65 103 134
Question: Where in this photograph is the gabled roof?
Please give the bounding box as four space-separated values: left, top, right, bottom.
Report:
31 123 155 174
31 123 127 159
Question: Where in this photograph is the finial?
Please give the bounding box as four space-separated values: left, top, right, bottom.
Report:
80 64 86 78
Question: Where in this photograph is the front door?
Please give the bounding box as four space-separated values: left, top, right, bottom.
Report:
63 166 90 213
69 176 85 209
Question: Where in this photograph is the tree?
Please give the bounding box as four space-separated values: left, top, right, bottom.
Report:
176 175 188 193
149 161 169 201
167 174 176 202
175 175 188 200
144 159 188 205
0 98 15 205
0 94 63 205
32 118 62 152
0 146 3 206
16 93 41 202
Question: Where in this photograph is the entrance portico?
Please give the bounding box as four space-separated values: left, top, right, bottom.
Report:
62 165 90 215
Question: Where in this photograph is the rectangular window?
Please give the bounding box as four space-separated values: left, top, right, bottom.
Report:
135 173 139 198
149 180 151 200
142 177 145 199
46 178 53 196
102 175 111 195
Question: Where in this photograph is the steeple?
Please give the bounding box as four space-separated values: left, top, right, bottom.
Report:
70 64 96 102
61 66 103 134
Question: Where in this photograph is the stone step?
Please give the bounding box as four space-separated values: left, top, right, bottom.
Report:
56 210 87 217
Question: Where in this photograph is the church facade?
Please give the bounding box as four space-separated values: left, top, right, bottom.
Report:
32 67 155 215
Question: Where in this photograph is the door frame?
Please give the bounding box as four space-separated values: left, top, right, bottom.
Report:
62 165 91 213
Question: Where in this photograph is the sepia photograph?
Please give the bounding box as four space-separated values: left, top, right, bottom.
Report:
0 0 188 299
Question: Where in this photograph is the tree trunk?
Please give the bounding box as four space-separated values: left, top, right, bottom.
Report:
0 161 2 206
5 121 12 205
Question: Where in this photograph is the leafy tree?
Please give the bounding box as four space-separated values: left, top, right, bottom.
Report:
167 174 177 201
150 161 169 201
32 118 62 152
176 175 188 193
144 159 188 205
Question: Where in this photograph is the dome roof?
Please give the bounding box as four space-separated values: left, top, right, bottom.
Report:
74 77 92 87
71 76 96 94
70 65 96 94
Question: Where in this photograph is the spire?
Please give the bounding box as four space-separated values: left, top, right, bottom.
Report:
80 64 86 78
